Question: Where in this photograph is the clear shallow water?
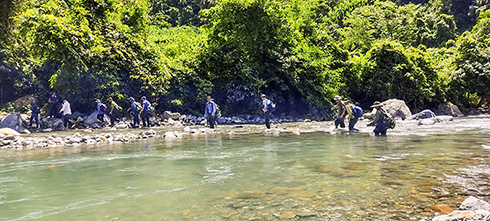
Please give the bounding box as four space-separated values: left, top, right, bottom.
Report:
1 117 490 220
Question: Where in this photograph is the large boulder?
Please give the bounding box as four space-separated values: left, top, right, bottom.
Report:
436 103 464 117
0 128 21 136
162 111 181 120
0 113 24 132
84 111 110 127
382 99 412 120
459 196 490 211
13 94 36 109
408 110 436 120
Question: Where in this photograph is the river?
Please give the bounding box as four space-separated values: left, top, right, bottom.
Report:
1 116 490 220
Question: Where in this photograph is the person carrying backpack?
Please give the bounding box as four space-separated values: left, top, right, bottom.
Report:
348 102 363 132
204 96 217 129
367 101 395 136
140 96 151 128
108 97 122 127
260 94 275 129
29 101 41 129
127 97 140 128
331 95 347 129
96 99 107 124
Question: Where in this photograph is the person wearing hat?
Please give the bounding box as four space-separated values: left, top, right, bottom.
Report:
95 99 106 123
331 95 347 129
367 101 391 136
204 96 217 129
140 96 151 128
260 94 273 129
108 97 122 127
127 97 140 128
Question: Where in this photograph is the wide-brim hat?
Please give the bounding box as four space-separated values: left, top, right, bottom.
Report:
129 97 135 101
370 101 383 108
95 99 101 103
334 95 342 101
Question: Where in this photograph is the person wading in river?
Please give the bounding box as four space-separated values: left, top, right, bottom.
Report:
367 101 395 136
331 95 347 129
204 96 217 129
261 94 274 129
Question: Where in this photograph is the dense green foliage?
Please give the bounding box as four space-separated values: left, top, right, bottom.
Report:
1 0 490 118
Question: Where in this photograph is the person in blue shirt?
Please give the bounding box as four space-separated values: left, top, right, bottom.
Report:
204 96 216 129
48 92 58 118
140 96 151 128
29 101 41 129
126 97 140 128
261 94 272 129
96 99 105 123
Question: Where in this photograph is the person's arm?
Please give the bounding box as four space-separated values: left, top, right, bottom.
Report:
211 103 216 117
262 101 267 112
59 103 65 114
331 104 338 110
204 103 209 117
110 104 114 114
97 103 101 112
368 110 381 126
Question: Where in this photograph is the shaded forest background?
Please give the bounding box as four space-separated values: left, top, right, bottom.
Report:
1 0 490 118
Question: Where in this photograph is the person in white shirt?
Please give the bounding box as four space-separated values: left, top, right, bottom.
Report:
59 99 72 129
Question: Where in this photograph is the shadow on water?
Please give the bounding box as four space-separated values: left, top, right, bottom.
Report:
0 117 490 220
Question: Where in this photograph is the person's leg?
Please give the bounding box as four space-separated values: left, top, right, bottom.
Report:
134 113 140 127
29 114 34 127
349 117 358 131
374 123 386 136
265 112 271 129
209 116 215 129
34 114 39 128
339 117 345 128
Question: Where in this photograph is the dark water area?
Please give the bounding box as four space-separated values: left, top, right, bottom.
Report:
1 117 490 220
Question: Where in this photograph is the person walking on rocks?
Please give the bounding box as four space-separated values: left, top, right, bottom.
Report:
95 99 107 124
140 96 151 128
48 92 58 118
367 101 395 136
204 96 217 129
331 95 347 129
108 97 121 127
261 94 274 129
127 97 140 128
59 99 72 130
29 101 41 129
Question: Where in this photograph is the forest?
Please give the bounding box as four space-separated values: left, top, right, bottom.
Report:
0 0 489 118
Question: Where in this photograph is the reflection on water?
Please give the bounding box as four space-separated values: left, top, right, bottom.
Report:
1 117 490 220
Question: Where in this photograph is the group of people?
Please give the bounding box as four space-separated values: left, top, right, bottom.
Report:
29 92 153 130
29 92 394 135
331 95 395 136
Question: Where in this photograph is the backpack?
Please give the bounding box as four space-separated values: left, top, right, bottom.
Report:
381 108 396 129
351 104 363 118
210 101 222 118
267 99 276 112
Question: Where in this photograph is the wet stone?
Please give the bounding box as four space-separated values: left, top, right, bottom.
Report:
238 190 266 199
430 205 453 214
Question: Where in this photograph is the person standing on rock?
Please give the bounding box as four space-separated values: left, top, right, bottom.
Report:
261 94 273 129
108 97 121 127
367 101 394 136
331 95 347 129
48 92 58 118
29 101 41 129
204 96 217 129
140 96 151 128
59 99 72 130
95 99 106 124
127 97 140 128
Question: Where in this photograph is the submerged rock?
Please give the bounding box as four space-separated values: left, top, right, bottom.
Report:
409 110 436 120
237 190 266 199
430 205 453 214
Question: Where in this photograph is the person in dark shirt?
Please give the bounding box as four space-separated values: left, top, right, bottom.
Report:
127 97 140 128
29 101 41 129
140 96 151 128
48 92 58 118
204 96 217 129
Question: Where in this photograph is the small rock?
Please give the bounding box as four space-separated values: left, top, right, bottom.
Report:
238 190 266 199
430 205 453 214
297 209 316 218
460 196 490 211
280 211 296 219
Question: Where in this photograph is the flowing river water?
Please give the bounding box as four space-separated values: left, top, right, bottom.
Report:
1 116 490 220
